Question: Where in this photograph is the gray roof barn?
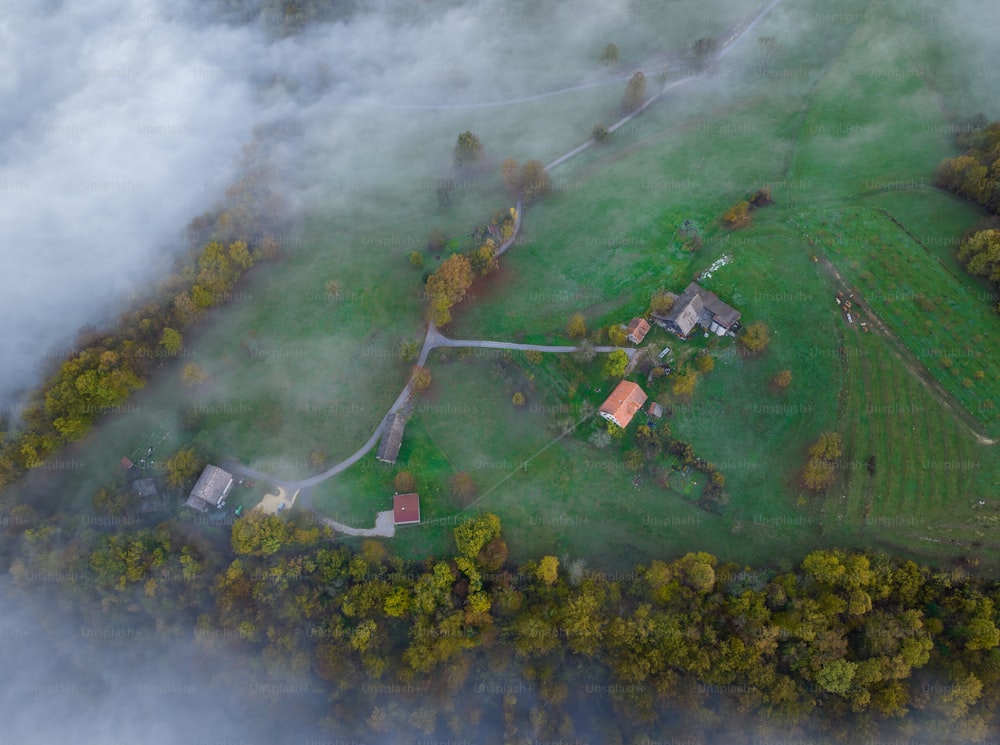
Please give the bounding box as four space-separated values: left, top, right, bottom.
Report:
654 282 740 337
184 465 234 512
376 412 407 464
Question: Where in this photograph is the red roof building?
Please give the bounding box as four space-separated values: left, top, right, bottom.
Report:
393 493 421 525
598 381 648 429
625 317 651 344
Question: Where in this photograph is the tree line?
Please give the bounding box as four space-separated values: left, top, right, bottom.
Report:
0 142 287 490
2 500 998 743
934 118 1000 310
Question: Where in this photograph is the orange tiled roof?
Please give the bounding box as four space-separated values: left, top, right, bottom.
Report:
598 380 648 428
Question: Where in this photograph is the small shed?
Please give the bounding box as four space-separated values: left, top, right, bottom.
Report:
625 317 651 344
393 493 421 525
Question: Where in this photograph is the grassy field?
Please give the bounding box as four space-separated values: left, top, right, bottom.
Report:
10 0 999 574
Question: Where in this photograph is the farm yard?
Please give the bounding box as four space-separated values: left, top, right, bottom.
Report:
10 0 998 575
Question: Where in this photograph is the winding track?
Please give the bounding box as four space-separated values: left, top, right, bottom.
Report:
226 0 787 534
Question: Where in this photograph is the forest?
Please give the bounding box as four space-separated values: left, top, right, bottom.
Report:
4 498 999 743
934 119 1000 308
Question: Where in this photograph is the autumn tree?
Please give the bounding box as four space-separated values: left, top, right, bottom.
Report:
512 392 526 407
469 242 498 276
723 200 751 228
519 160 551 203
622 71 647 113
692 37 717 69
696 353 715 373
453 512 501 560
607 324 628 347
165 447 203 489
672 369 698 397
650 290 675 315
454 131 483 167
537 555 559 585
393 471 416 493
181 362 208 387
501 158 521 194
410 366 432 394
231 511 294 557
957 229 1000 299
424 253 474 326
408 251 424 268
93 485 136 517
773 369 792 388
750 185 773 207
428 228 447 253
450 472 478 505
566 313 588 339
739 322 771 354
802 432 842 492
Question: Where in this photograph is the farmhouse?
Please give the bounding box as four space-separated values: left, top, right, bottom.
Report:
625 317 651 344
598 380 648 429
376 411 407 464
184 465 234 513
653 282 741 337
393 493 421 525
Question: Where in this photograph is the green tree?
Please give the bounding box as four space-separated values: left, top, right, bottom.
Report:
409 251 424 268
600 43 619 64
454 131 484 167
159 328 183 356
399 340 419 362
965 617 1000 651
165 447 203 489
603 349 629 378
816 660 858 695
